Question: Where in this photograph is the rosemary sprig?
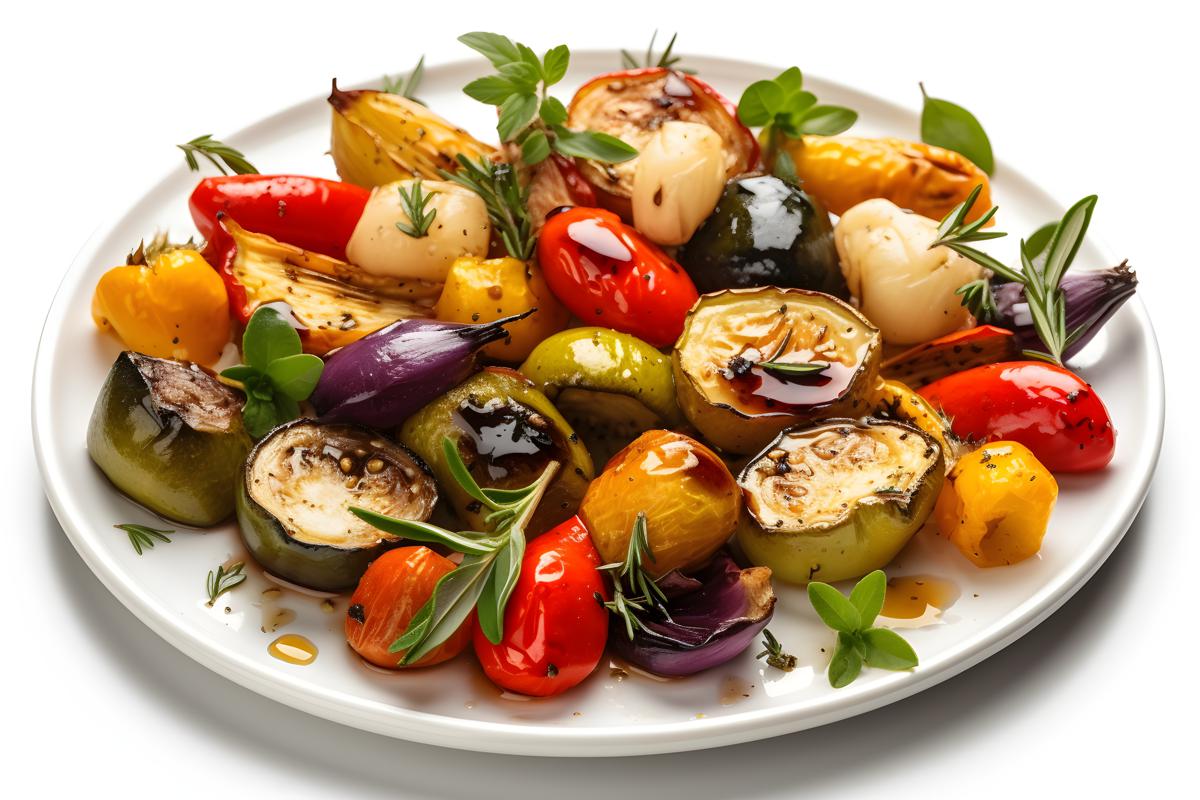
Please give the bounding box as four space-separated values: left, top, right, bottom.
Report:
756 629 797 672
598 513 669 640
732 330 829 379
382 54 426 101
441 155 534 260
177 134 258 175
352 437 559 664
206 562 247 606
936 185 1099 365
620 31 694 73
115 523 173 555
395 178 439 238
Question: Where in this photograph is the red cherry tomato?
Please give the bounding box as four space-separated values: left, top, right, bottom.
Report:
919 361 1115 473
473 516 609 697
538 207 699 347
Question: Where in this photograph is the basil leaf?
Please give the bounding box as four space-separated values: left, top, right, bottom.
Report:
498 60 540 91
497 92 537 142
220 364 258 382
398 551 498 664
521 129 551 166
463 75 516 105
458 32 521 68
265 353 324 402
539 96 567 126
807 581 863 633
737 79 784 126
920 85 994 175
775 66 803 97
476 533 525 644
240 397 278 439
862 627 919 670
542 44 570 86
827 637 864 688
848 570 886 625
243 306 301 370
271 393 300 427
551 127 638 163
515 43 543 78
798 105 857 136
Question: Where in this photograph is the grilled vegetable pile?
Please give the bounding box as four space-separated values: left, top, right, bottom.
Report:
83 31 1136 695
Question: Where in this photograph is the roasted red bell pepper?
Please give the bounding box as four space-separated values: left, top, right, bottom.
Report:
882 325 1019 388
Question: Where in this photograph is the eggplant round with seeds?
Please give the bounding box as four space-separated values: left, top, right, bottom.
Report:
87 352 251 526
736 418 944 585
236 420 437 591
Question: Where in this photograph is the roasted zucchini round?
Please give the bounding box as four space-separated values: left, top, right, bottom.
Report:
736 418 944 584
236 420 437 592
672 287 882 455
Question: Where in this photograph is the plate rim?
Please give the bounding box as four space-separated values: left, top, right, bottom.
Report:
31 51 1166 757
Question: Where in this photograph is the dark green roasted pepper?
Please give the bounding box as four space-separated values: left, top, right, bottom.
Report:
87 352 250 526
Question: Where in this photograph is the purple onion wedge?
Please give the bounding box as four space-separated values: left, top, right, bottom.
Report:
310 311 533 428
992 263 1137 361
609 552 775 677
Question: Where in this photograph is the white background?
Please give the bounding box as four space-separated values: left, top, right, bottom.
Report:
7 1 1197 796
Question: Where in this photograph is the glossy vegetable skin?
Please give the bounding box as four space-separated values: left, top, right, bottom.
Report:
919 361 1115 472
87 352 250 526
678 175 845 298
934 442 1058 567
579 430 740 577
784 135 993 222
345 546 471 668
92 247 231 367
473 516 608 696
538 207 699 347
881 326 1017 388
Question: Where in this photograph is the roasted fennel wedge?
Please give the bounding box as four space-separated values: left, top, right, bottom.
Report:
736 418 944 585
673 287 881 455
236 420 437 592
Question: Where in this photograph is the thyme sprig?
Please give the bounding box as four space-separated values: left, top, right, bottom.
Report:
598 513 669 640
206 562 247 606
394 178 439 238
115 523 173 555
177 134 258 175
620 31 694 73
351 437 559 664
382 55 426 101
756 629 797 672
441 155 534 260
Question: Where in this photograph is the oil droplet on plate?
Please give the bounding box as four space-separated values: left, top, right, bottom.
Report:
268 634 318 666
719 676 754 706
880 575 960 626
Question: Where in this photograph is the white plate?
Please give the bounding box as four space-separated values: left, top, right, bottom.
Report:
32 53 1164 757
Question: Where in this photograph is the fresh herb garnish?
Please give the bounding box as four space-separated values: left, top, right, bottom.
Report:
920 83 994 175
115 523 173 555
441 155 534 260
177 134 258 175
598 512 669 640
620 31 694 73
220 306 325 438
351 437 559 665
935 186 1099 365
382 54 426 101
756 629 797 672
459 32 638 166
206 562 247 606
395 178 439 238
736 329 829 379
808 570 917 688
737 68 857 180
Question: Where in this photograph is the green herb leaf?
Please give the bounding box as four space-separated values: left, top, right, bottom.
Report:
520 129 551 165
240 397 277 439
442 436 500 512
348 508 504 556
920 83 994 175
862 627 919 670
807 581 862 634
756 628 798 672
539 96 568 126
463 75 517 105
828 635 864 688
206 562 246 606
266 353 325 401
177 134 258 176
458 32 522 68
382 55 426 102
758 360 829 378
551 127 639 162
737 79 784 127
219 364 257 383
542 44 570 85
848 570 886 625
242 306 301 370
738 67 857 171
598 512 669 640
394 551 497 664
620 31 693 73
115 523 173 555
498 61 540 91
797 105 858 136
395 178 440 238
497 92 539 142
1022 222 1058 265
476 533 525 644
1041 195 1098 291
440 155 534 261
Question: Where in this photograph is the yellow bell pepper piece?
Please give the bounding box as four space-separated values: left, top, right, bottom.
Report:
91 248 230 366
934 441 1058 567
435 256 568 361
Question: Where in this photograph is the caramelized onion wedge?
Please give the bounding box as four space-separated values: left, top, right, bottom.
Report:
736 419 944 585
566 68 759 219
673 287 882 455
236 420 437 592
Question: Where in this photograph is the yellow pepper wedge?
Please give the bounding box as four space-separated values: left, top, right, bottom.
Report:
785 135 993 224
934 441 1058 567
91 247 230 366
435 256 568 361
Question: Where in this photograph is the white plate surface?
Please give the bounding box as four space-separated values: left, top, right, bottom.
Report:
32 53 1164 756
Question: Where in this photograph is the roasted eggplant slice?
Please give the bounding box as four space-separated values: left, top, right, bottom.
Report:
87 352 250 527
400 367 594 537
236 420 437 592
566 68 759 219
736 418 944 585
673 287 882 455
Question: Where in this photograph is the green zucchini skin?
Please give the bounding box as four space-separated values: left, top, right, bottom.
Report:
87 352 250 527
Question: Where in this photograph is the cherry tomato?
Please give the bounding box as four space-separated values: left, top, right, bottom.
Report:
538 207 699 347
919 361 1115 473
473 516 609 697
345 546 471 669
